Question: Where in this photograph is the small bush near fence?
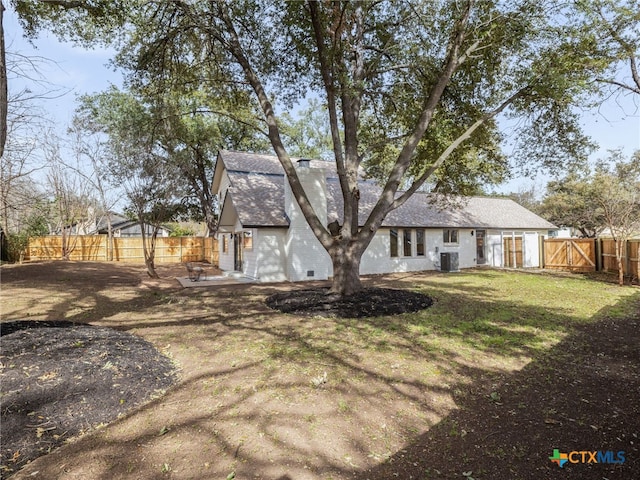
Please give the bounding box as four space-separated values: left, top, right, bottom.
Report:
26 236 219 266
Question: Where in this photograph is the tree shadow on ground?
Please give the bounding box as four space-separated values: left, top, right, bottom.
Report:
356 293 640 480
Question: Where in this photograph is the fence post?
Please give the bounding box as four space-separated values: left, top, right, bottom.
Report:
626 239 632 279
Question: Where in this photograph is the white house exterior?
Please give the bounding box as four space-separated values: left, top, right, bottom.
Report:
212 151 556 283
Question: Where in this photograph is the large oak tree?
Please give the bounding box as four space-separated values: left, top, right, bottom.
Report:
120 0 614 295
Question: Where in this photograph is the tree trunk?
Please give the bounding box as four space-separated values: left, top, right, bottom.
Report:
329 242 364 296
615 238 625 286
0 1 7 160
636 242 639 284
107 220 113 261
61 227 70 260
140 222 159 278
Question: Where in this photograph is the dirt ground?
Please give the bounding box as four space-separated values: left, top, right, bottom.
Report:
1 261 639 480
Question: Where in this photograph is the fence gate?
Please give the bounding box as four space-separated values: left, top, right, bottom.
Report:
543 238 596 272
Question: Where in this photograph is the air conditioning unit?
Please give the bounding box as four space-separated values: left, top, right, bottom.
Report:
440 252 459 272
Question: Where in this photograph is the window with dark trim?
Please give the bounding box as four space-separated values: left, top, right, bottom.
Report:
222 234 228 253
416 229 425 256
390 229 398 257
443 229 459 244
403 229 412 256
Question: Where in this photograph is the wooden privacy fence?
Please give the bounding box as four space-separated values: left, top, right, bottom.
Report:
542 238 639 279
27 235 219 265
543 238 596 272
600 238 639 280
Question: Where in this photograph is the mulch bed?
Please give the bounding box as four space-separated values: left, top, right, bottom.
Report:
0 321 176 477
266 287 434 318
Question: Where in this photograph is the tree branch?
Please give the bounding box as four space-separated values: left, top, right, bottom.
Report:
595 76 640 95
361 0 475 235
391 87 526 210
217 3 332 247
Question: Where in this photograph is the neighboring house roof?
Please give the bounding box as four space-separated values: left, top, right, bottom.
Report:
94 212 172 235
598 228 640 239
95 212 129 232
218 150 556 230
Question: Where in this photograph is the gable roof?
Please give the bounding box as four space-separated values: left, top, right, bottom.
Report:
217 150 556 230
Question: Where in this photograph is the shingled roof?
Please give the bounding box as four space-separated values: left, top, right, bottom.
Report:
218 150 556 230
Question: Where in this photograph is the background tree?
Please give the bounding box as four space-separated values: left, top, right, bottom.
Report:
8 1 629 294
1 10 59 238
505 186 543 215
67 120 122 260
540 150 640 285
121 165 182 278
575 0 640 96
2 0 130 159
77 88 185 277
1 0 7 158
279 99 333 161
540 171 604 238
150 94 269 236
43 129 97 259
591 151 640 285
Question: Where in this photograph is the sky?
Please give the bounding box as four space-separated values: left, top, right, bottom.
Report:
5 6 640 196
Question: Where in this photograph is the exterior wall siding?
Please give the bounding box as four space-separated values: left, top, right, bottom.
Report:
218 232 234 271
221 223 547 279
523 232 541 267
486 230 546 268
361 228 478 275
284 167 331 282
254 228 288 282
486 230 504 267
219 171 230 199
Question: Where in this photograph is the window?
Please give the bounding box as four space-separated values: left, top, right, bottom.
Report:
403 229 412 256
222 234 228 253
390 229 398 257
242 230 253 249
416 229 425 256
443 229 459 244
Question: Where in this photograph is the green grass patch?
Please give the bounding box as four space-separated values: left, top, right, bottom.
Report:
325 270 638 367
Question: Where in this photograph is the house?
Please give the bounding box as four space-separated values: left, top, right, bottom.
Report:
53 211 172 238
212 150 556 282
93 212 172 238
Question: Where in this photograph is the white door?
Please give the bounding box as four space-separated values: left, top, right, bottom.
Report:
523 232 540 268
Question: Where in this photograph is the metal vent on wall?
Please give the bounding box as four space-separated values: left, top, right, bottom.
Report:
307 270 315 277
440 252 459 272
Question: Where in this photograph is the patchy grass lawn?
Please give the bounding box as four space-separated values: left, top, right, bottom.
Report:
1 262 638 479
